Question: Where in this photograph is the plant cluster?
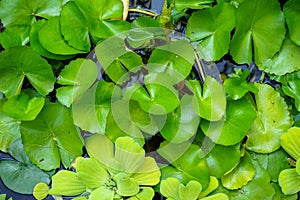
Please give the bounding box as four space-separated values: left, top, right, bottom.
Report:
0 0 300 199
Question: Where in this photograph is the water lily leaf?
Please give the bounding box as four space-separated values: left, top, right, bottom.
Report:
73 81 119 134
114 173 139 196
246 84 292 153
201 97 256 145
186 3 235 61
178 180 202 200
160 177 181 199
39 17 83 55
175 0 213 11
148 40 195 82
278 169 300 195
160 94 200 143
284 0 300 46
21 103 84 171
190 76 226 121
75 0 129 39
260 38 300 76
76 157 109 189
280 72 300 111
0 25 30 49
0 0 62 26
60 1 90 52
0 101 21 152
221 152 255 190
56 58 98 107
0 46 55 98
0 139 50 194
2 89 44 121
30 20 74 60
33 182 49 200
280 127 300 160
204 143 240 178
230 0 286 65
89 186 114 200
95 37 143 83
49 170 86 196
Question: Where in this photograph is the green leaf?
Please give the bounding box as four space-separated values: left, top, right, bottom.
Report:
21 103 84 170
199 193 229 200
178 180 202 200
0 25 30 49
39 17 83 55
280 72 300 111
278 169 300 195
221 152 255 190
259 38 300 76
272 182 298 200
186 3 235 61
148 40 195 82
190 76 226 121
160 94 200 143
95 37 143 83
56 58 98 107
60 1 90 52
0 0 62 26
75 0 130 38
114 173 140 196
201 97 256 145
0 101 21 152
198 176 219 198
89 186 114 200
49 170 86 196
0 46 55 98
33 182 50 200
280 127 300 160
246 84 292 153
296 159 300 175
30 20 74 60
174 0 213 11
0 139 50 194
129 187 155 200
284 0 300 46
73 81 120 134
160 177 181 199
230 0 286 64
2 89 45 121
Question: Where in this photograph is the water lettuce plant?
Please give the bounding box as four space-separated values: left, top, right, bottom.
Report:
0 0 300 199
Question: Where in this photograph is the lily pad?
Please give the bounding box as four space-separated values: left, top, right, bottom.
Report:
56 58 98 107
0 46 55 98
284 0 300 46
60 1 91 52
246 83 292 153
230 0 286 65
280 127 300 160
0 139 50 194
0 25 30 49
190 76 226 121
201 97 256 145
186 3 235 61
20 103 84 171
2 89 44 121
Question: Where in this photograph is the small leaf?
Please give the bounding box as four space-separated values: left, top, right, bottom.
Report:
33 182 49 200
178 180 202 200
199 193 229 200
49 170 86 196
198 176 219 198
129 187 155 200
114 173 139 196
272 182 298 200
280 127 300 160
281 72 300 111
160 177 181 199
174 0 213 11
190 76 226 121
89 186 114 200
278 169 300 195
56 58 98 107
296 159 300 175
284 0 300 46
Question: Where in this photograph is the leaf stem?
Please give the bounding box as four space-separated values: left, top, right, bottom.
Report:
194 51 206 83
128 8 158 17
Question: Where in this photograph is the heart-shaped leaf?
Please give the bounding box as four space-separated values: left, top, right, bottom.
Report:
246 83 292 153
0 139 50 194
56 58 98 107
280 127 300 160
21 103 84 170
160 177 181 199
230 0 286 65
190 76 226 121
201 97 256 145
278 169 300 195
284 0 300 46
2 89 44 121
186 3 235 61
178 180 202 200
0 46 55 98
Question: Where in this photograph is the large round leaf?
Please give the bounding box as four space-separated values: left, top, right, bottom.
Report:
20 103 84 171
60 1 91 52
0 139 50 194
230 0 286 65
284 0 300 46
0 46 55 98
39 17 84 55
186 3 235 61
246 84 292 153
201 97 256 145
56 58 98 107
259 38 300 76
190 76 226 121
